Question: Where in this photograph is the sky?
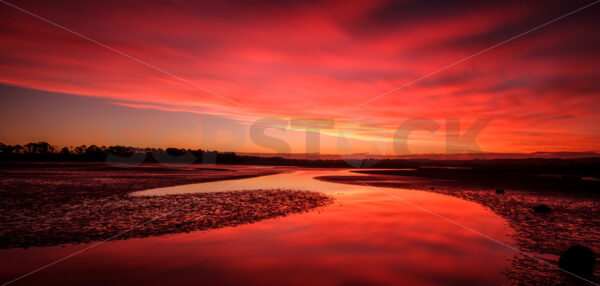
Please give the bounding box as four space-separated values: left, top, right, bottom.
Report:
1 0 600 155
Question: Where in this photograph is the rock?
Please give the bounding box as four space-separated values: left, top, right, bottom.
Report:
533 204 551 213
559 245 596 276
496 189 504 194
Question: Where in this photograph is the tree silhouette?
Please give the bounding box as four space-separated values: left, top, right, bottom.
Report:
24 142 54 154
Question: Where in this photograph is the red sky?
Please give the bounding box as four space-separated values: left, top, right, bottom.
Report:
1 0 600 154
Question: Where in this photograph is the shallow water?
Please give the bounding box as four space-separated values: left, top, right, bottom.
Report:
1 168 514 285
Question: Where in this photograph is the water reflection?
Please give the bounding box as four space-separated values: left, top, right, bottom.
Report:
1 169 514 285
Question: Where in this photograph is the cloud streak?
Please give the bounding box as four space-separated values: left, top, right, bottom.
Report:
1 0 599 153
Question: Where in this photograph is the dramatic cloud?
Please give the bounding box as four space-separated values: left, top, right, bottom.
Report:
1 0 599 153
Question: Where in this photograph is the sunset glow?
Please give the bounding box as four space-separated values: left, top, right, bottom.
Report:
1 0 600 154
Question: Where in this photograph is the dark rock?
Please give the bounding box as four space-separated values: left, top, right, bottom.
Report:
496 189 504 194
559 245 596 276
533 204 551 213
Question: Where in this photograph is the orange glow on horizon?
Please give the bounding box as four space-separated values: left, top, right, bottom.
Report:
1 0 600 154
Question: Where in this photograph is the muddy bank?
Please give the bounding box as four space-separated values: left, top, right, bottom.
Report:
0 162 279 204
0 189 332 249
0 162 332 248
317 171 600 285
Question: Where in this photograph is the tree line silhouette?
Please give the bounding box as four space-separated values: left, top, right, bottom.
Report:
0 141 409 167
3 142 600 172
0 141 362 166
0 142 241 164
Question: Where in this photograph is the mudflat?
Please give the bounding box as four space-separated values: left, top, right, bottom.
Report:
0 162 332 249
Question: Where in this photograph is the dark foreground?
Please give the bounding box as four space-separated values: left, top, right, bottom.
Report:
318 168 600 285
2 162 599 285
0 162 332 249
